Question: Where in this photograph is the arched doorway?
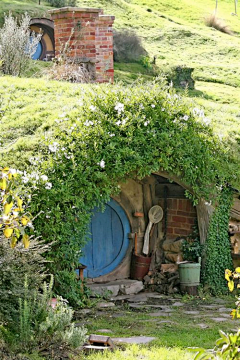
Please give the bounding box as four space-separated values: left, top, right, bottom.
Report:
30 18 55 60
80 199 130 278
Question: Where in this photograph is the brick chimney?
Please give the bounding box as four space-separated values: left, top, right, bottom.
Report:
49 7 115 83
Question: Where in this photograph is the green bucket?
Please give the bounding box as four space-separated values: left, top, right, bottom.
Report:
178 262 201 286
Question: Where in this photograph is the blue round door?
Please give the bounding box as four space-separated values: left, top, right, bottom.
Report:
80 199 130 278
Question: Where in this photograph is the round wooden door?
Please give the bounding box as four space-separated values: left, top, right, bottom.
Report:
80 199 130 278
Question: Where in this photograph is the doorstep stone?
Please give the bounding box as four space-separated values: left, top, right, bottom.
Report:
119 280 144 295
89 284 120 297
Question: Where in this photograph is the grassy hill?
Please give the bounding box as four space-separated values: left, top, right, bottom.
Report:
0 0 239 173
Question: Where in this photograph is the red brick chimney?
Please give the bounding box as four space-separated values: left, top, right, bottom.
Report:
49 7 115 83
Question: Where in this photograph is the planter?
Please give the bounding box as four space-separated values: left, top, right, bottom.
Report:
130 254 151 280
178 262 201 295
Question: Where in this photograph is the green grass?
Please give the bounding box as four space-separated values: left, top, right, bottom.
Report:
81 344 192 360
71 295 238 360
0 0 51 26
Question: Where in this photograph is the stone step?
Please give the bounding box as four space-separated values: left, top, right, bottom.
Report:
88 279 144 297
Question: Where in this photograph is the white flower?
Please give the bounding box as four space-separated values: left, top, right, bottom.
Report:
99 160 105 169
139 104 144 110
109 133 115 137
151 104 155 108
89 105 96 112
41 175 48 181
84 120 94 127
22 176 29 184
161 108 165 111
144 121 150 126
9 168 17 175
183 115 189 121
116 120 121 126
49 142 59 153
45 182 52 189
202 117 211 126
115 102 124 114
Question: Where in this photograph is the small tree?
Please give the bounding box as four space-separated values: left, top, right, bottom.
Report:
0 13 41 76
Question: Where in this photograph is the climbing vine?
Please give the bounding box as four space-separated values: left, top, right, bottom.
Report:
1 80 237 302
203 188 234 294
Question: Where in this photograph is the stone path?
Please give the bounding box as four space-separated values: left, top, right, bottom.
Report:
81 291 236 346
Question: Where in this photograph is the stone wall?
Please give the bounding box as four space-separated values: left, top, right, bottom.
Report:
159 198 197 240
49 7 115 83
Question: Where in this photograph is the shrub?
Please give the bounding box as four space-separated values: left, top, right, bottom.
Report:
0 276 87 358
0 239 49 324
46 0 77 7
205 14 232 35
113 29 148 62
0 13 41 76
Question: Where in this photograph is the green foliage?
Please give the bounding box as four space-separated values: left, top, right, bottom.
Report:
113 29 148 62
191 330 240 359
18 80 236 301
182 225 202 262
203 189 234 294
46 0 77 7
0 275 87 358
0 239 49 323
0 13 41 76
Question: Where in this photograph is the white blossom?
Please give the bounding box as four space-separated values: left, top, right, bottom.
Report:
41 175 48 181
115 102 124 114
99 160 105 169
49 142 59 153
22 176 29 184
45 182 52 189
183 115 189 121
89 105 96 112
151 104 155 108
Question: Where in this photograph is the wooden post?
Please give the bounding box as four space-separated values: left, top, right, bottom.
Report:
76 265 87 293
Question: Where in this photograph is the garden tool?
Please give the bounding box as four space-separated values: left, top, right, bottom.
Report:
142 205 163 256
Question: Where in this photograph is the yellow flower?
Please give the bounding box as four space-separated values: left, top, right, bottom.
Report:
4 202 13 215
235 267 240 273
22 234 30 249
225 269 232 282
0 178 7 190
4 227 13 238
228 279 234 292
21 216 29 226
10 237 18 249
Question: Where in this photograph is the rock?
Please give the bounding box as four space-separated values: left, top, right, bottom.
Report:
97 302 115 309
200 305 218 310
119 280 144 295
89 284 120 297
211 317 228 322
127 294 148 303
148 311 171 317
112 336 156 344
197 323 209 329
183 311 200 315
172 302 184 307
79 309 92 315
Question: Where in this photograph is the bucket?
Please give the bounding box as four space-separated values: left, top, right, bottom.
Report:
130 254 151 280
178 262 201 286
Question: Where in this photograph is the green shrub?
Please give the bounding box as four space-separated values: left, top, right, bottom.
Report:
0 276 87 358
0 13 41 76
113 29 148 62
46 0 77 7
203 189 233 294
0 239 49 323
